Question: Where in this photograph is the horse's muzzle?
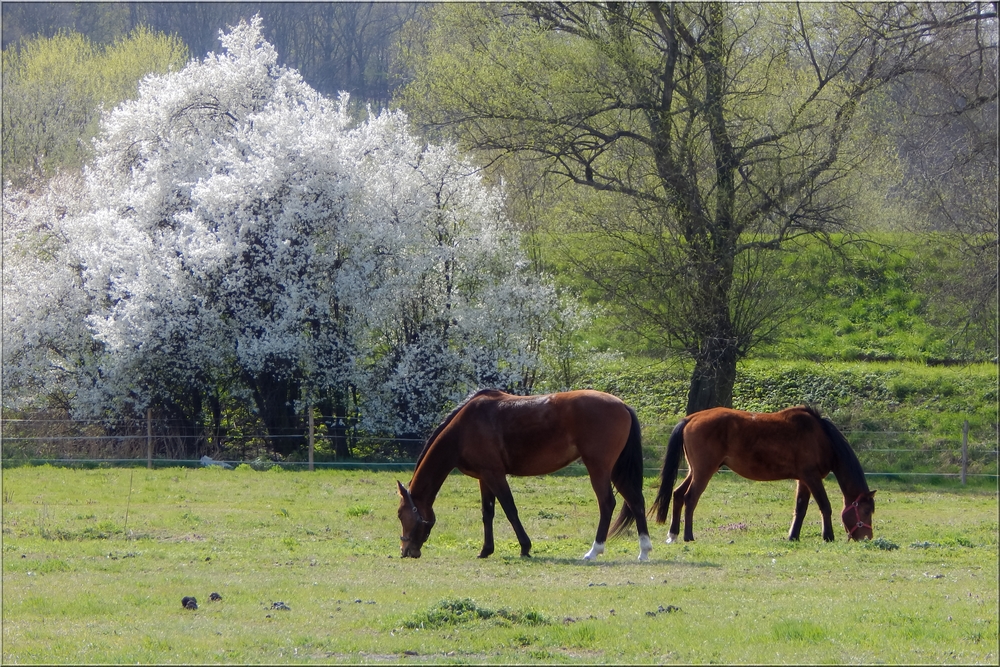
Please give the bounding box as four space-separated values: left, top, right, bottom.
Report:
400 545 422 559
847 525 873 541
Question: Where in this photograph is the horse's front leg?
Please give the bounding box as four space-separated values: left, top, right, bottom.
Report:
804 477 835 541
788 480 811 541
483 474 532 557
478 481 496 559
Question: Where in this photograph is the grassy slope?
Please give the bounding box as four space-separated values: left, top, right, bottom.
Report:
584 357 997 436
552 231 991 364
2 466 997 664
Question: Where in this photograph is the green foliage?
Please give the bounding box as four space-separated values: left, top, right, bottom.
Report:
250 456 277 471
1 27 187 184
400 3 994 419
579 355 995 428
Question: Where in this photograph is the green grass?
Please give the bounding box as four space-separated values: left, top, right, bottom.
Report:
2 466 997 663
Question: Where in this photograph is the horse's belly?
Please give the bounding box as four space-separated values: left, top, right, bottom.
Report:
724 457 799 482
724 451 829 482
507 443 580 476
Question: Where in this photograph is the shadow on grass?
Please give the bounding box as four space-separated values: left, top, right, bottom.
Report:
512 555 722 569
656 558 723 568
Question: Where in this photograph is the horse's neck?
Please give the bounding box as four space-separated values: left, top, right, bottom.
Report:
409 439 457 513
831 453 869 502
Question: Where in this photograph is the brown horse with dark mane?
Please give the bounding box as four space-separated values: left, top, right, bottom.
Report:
396 389 652 561
650 406 875 542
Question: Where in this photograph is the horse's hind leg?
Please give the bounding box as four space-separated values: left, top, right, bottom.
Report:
583 476 615 560
788 481 811 541
615 480 652 561
482 474 532 557
680 473 712 542
478 481 496 558
667 474 692 543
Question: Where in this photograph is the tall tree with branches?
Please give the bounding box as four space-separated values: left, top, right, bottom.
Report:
400 1 996 413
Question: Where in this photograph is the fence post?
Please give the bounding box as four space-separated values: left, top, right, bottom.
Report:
961 420 969 485
146 408 152 469
308 407 315 472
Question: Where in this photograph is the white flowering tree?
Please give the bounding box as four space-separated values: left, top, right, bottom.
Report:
339 111 563 440
2 18 573 456
2 173 95 414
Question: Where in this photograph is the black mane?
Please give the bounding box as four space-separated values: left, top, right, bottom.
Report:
412 389 505 470
806 405 869 493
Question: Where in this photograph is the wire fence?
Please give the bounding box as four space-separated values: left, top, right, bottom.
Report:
1 417 997 481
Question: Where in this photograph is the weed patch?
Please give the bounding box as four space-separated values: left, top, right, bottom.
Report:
772 619 827 642
941 536 976 548
403 598 548 629
346 505 373 517
863 536 900 550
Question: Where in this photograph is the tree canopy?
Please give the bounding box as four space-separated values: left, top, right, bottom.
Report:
400 1 997 413
1 25 188 185
2 17 569 452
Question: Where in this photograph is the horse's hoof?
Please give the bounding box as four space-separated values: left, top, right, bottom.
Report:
665 533 678 544
582 542 605 560
638 534 652 561
477 552 492 559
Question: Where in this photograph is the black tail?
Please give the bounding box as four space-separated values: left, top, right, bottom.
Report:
608 406 644 539
650 418 688 524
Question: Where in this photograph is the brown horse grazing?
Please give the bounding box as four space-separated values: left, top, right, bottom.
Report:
396 389 652 561
650 406 875 543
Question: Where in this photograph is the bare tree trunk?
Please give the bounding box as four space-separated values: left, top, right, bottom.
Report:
246 370 304 457
686 336 738 414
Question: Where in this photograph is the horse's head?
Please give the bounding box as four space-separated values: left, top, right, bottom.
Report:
841 490 876 540
396 481 434 558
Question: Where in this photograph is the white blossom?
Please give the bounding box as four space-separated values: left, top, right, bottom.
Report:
3 17 581 440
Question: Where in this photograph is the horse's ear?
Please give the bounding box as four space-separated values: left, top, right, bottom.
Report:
397 481 418 512
869 490 877 499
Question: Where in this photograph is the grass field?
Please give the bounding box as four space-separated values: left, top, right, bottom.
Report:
2 465 997 664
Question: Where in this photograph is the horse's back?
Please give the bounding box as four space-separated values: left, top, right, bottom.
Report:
457 390 632 476
682 406 832 481
541 390 632 441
